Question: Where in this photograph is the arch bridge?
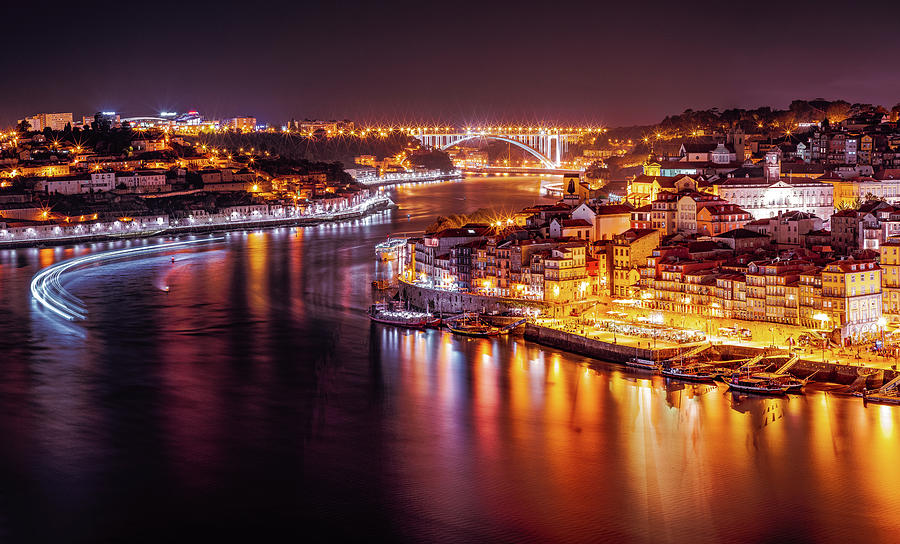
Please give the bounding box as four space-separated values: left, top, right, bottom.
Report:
413 128 587 168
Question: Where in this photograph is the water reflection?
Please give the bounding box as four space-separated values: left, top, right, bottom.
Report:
0 176 899 542
371 323 900 542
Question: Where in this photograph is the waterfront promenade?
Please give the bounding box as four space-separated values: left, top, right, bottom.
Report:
353 169 462 186
524 321 898 389
0 193 393 249
400 277 899 384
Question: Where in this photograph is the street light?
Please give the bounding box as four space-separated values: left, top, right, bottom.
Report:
813 312 830 363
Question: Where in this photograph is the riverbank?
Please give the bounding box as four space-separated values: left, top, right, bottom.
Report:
355 170 462 187
0 195 394 249
399 277 551 314
524 323 899 389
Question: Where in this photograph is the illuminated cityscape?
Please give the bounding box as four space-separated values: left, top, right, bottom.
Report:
6 0 900 542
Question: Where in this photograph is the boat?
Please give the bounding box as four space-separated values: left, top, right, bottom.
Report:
721 370 805 393
721 373 793 395
367 302 431 328
861 392 900 405
626 357 659 371
374 237 407 260
752 372 806 393
446 315 502 338
661 363 725 382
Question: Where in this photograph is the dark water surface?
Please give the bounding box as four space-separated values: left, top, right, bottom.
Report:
1 176 899 543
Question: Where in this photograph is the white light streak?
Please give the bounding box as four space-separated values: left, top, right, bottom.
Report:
31 238 223 321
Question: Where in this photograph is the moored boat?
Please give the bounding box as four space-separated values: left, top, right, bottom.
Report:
861 392 900 405
661 363 724 382
751 372 806 393
368 302 431 328
375 237 406 260
721 373 793 395
721 370 805 393
626 357 659 371
446 315 501 338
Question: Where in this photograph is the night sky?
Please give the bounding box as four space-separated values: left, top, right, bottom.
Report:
3 0 899 127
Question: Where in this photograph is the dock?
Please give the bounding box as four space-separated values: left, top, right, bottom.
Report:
524 323 899 389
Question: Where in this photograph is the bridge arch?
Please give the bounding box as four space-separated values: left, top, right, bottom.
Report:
436 134 557 169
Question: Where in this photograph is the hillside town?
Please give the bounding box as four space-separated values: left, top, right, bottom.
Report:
0 111 390 243
407 111 900 348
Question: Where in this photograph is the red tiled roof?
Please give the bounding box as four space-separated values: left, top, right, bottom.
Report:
824 259 880 272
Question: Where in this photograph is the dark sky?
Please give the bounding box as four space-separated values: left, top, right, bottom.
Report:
2 0 899 127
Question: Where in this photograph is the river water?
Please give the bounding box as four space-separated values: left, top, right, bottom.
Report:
1 175 899 543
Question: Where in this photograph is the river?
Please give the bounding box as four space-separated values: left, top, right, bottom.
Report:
0 175 899 543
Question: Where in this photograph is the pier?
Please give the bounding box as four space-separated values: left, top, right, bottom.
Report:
524 322 899 389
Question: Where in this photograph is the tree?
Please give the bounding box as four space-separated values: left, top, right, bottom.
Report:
584 160 608 182
15 119 31 133
825 101 851 124
93 112 112 132
407 149 453 172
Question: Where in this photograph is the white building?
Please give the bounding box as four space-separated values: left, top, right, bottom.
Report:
22 112 73 131
132 139 168 152
570 203 632 242
116 170 167 188
36 172 116 195
714 177 833 220
712 153 833 220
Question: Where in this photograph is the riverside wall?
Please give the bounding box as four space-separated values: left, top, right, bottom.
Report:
523 323 692 363
713 344 899 387
0 198 393 250
523 326 900 388
400 279 551 315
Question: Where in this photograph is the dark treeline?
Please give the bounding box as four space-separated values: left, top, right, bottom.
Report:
6 125 172 158
196 131 419 167
251 157 353 184
657 99 898 133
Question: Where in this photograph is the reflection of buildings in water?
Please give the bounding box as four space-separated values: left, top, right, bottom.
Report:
727 392 785 430
661 378 719 410
663 379 687 409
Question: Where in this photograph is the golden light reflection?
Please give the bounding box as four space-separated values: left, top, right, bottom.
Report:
38 248 54 269
245 231 268 316
374 324 900 540
879 404 893 439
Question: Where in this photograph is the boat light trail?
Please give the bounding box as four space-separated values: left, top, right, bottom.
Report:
31 238 223 321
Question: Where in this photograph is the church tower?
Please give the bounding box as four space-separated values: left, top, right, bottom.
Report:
764 150 781 182
727 128 746 161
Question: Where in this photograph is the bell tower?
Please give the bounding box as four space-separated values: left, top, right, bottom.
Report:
764 150 781 182
727 128 746 161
